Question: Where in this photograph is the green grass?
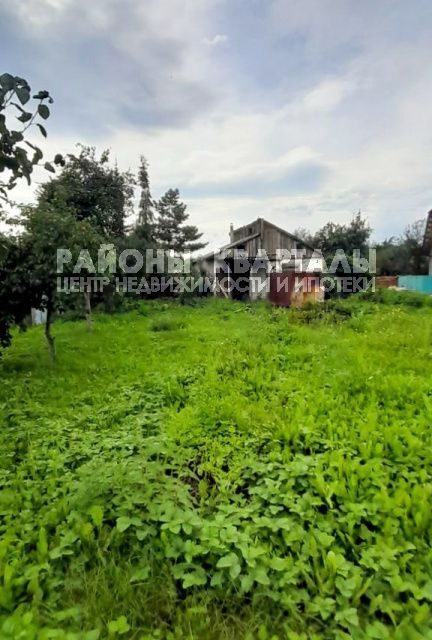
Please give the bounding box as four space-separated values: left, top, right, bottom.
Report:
1 296 432 639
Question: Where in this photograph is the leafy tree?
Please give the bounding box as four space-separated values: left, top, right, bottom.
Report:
0 72 63 206
374 238 401 275
375 219 427 275
294 212 372 275
20 196 102 360
292 227 315 247
37 147 139 321
154 188 207 253
296 212 427 276
402 219 427 274
38 146 134 238
312 211 372 266
0 233 31 350
0 72 64 352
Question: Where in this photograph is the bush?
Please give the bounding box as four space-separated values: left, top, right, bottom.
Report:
358 287 432 308
150 317 186 332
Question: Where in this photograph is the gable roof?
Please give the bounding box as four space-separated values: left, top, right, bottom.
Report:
258 218 316 252
196 217 317 262
197 231 261 262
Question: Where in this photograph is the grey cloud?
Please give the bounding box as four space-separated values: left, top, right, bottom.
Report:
182 160 329 198
0 0 217 136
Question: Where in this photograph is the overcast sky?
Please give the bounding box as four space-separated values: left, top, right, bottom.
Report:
1 0 432 248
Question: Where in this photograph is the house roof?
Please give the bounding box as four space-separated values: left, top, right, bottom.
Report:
257 218 316 252
195 217 317 262
197 232 261 262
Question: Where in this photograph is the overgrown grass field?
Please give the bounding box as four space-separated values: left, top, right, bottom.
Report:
1 294 432 639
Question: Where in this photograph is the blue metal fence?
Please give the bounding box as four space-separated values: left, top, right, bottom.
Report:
398 275 432 294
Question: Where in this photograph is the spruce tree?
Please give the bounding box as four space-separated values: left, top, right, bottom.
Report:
154 188 207 252
136 156 154 240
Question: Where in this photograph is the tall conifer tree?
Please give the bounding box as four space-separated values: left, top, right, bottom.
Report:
136 156 154 241
154 188 207 253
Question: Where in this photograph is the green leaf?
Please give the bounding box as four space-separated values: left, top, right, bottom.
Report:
33 90 50 100
44 162 55 173
210 571 224 587
366 621 390 639
240 573 254 592
37 123 47 137
335 607 359 629
216 552 238 569
315 531 335 548
17 112 32 123
37 527 48 560
82 632 100 640
253 566 270 585
129 567 150 584
335 575 357 598
309 596 335 621
182 568 207 588
38 104 50 119
116 516 132 532
88 505 104 528
16 87 30 105
229 562 241 580
10 130 24 142
53 607 81 622
0 73 15 90
136 528 148 541
32 148 43 164
108 616 130 635
257 625 268 640
269 557 287 571
49 545 73 559
182 522 192 534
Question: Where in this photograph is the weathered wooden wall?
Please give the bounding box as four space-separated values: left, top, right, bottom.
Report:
231 219 313 259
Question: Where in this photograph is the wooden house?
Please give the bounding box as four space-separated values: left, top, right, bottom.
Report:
196 218 324 305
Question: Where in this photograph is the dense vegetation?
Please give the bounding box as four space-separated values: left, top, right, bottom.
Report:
1 294 432 639
1 72 207 353
294 215 429 276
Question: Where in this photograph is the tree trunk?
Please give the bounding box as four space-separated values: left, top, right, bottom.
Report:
45 302 55 363
104 282 115 313
84 290 92 330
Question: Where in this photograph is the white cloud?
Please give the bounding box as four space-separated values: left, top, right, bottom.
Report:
202 34 228 46
5 0 72 27
301 78 355 113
